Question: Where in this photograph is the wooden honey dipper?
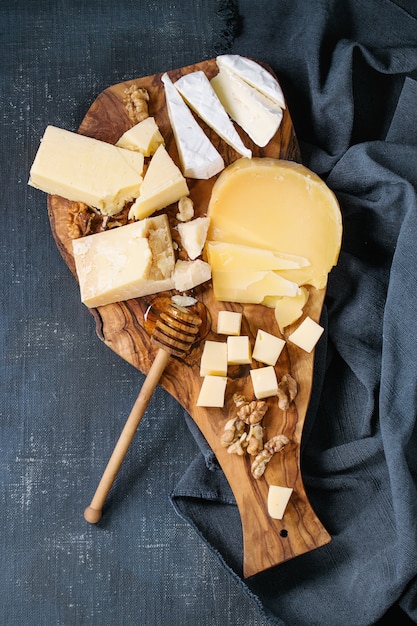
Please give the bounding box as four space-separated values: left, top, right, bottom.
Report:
84 299 207 524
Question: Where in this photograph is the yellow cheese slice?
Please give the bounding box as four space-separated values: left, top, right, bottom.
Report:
29 125 144 216
207 158 342 290
205 241 309 271
263 287 310 333
72 214 175 308
211 269 299 304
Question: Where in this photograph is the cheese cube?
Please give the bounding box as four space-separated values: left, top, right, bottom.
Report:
196 376 227 407
173 259 211 292
29 125 144 216
129 145 189 220
217 310 242 335
200 340 228 376
250 366 278 399
267 485 293 520
72 214 175 308
288 316 324 352
177 217 210 260
227 336 251 365
116 117 165 156
252 329 286 366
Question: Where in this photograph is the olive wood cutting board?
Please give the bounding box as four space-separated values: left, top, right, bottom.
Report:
48 58 331 578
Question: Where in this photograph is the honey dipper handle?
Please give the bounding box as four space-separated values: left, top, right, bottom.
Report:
84 348 171 524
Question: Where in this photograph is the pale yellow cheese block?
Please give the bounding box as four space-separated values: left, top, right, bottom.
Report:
72 214 175 308
29 125 144 216
129 145 189 220
206 158 342 290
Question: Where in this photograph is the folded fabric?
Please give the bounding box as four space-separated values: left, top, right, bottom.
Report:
172 1 417 624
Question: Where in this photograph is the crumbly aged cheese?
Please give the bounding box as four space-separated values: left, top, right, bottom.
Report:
211 270 299 303
271 287 309 333
128 145 189 220
211 67 283 147
250 366 278 399
252 329 286 366
217 310 242 335
216 55 286 110
196 375 227 407
174 70 252 159
267 485 293 519
173 259 212 292
161 72 224 179
72 214 175 308
200 340 228 376
207 158 342 290
205 241 310 271
29 125 144 216
288 316 324 352
116 117 165 156
227 335 251 364
177 217 211 260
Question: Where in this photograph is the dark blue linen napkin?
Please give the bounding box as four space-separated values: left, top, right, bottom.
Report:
171 2 417 624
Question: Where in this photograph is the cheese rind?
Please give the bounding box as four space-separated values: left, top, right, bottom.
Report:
174 70 252 158
216 55 286 109
72 214 175 308
205 241 310 271
128 145 189 220
116 117 165 156
211 270 299 303
211 67 283 147
162 72 224 179
207 158 342 290
267 485 293 519
29 125 144 216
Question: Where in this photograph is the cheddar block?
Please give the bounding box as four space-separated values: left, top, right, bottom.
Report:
227 336 251 365
129 145 189 220
200 340 228 376
217 310 242 335
211 269 299 304
173 259 212 292
211 67 283 147
72 214 175 308
207 158 342 290
29 125 144 216
252 329 286 366
250 366 278 399
216 55 286 110
162 72 224 179
205 241 310 271
116 117 165 156
196 376 227 408
178 217 211 260
267 485 293 519
288 316 324 352
174 70 252 158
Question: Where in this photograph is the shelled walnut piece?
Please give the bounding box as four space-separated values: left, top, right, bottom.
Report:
251 435 290 479
67 202 130 239
123 85 150 123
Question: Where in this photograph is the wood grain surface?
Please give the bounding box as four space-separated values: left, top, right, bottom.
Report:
48 58 331 578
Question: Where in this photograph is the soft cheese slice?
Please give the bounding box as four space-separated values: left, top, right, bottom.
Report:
129 145 189 220
29 125 144 216
174 71 252 158
211 67 283 147
72 214 175 308
161 72 224 179
178 216 211 260
211 270 299 303
205 241 310 271
116 117 165 156
207 158 342 290
216 55 286 109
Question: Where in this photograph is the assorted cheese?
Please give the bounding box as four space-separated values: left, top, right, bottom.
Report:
29 125 144 216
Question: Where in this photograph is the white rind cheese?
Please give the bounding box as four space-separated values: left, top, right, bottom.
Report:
216 55 286 110
29 125 144 216
72 214 175 308
211 67 283 147
174 71 252 159
161 72 224 179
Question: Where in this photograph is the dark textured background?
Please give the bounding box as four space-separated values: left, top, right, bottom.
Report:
2 1 417 624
